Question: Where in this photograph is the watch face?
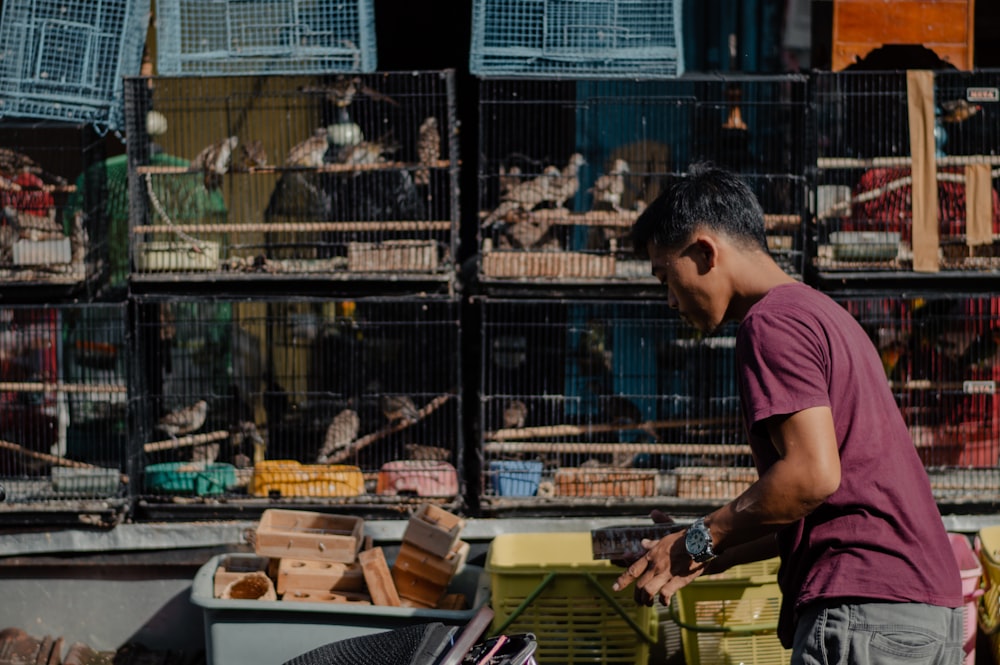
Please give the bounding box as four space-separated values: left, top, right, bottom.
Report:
685 524 709 555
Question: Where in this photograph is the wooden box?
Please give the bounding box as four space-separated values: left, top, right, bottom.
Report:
554 467 658 497
275 558 366 595
401 504 465 558
832 0 974 71
392 540 470 587
254 509 364 563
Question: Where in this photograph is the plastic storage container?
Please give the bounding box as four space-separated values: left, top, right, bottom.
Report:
486 531 658 665
249 460 364 498
949 532 984 665
144 462 236 496
191 552 490 665
671 557 790 665
489 460 542 496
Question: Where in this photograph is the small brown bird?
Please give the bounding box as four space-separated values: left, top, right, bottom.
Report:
299 76 399 108
285 128 329 168
190 136 238 191
546 153 586 208
336 134 398 165
157 399 208 438
503 399 528 429
499 164 522 195
381 394 419 425
414 116 441 186
506 217 552 249
483 166 559 227
589 159 630 212
234 139 268 170
405 443 451 461
316 408 360 463
939 99 982 124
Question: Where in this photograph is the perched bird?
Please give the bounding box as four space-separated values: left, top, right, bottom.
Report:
234 139 268 170
498 164 522 195
546 153 586 209
414 116 441 186
189 136 238 191
300 76 399 108
156 399 208 438
68 210 88 266
381 394 419 426
483 166 558 227
190 442 220 465
938 99 982 124
589 159 630 212
316 408 360 463
503 399 528 429
285 128 330 168
505 217 552 249
336 133 398 165
405 443 451 461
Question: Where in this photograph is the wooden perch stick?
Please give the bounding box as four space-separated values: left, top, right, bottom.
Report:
484 441 751 457
0 439 128 483
136 159 451 176
326 394 453 465
486 416 733 441
143 430 230 453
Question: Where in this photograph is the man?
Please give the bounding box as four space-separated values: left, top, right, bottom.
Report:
613 163 964 663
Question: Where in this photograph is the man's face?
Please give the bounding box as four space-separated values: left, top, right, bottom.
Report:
647 239 723 335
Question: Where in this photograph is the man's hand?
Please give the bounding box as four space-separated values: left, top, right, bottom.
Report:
612 512 705 606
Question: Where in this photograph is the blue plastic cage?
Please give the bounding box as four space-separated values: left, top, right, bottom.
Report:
155 0 377 76
470 0 684 78
0 0 151 133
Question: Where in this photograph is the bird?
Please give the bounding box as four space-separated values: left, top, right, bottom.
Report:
589 159 630 212
499 164 522 195
503 399 528 429
505 217 553 249
938 98 982 124
190 442 220 466
405 443 451 461
546 153 586 209
381 394 419 426
234 139 268 170
156 399 208 438
189 136 238 191
414 116 441 186
299 76 399 108
285 128 330 168
956 329 1000 371
316 408 360 463
336 133 398 165
482 166 559 227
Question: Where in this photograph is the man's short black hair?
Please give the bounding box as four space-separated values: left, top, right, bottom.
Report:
631 162 769 259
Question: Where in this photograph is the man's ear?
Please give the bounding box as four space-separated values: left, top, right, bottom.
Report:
692 235 719 270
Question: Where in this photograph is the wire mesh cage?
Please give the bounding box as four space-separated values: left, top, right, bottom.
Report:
477 298 751 513
132 296 462 510
0 120 110 296
0 303 128 508
124 72 458 287
476 75 809 289
0 0 151 133
155 0 376 77
833 293 1000 502
469 0 684 78
812 69 1000 275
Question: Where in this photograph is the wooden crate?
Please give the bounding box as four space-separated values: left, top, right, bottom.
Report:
553 467 658 497
402 503 465 558
254 509 364 563
481 250 615 279
674 467 758 500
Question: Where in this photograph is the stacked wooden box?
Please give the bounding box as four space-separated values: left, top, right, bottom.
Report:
391 503 469 609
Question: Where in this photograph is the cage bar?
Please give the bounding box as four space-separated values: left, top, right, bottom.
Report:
0 0 151 132
477 297 749 513
812 69 1000 276
469 0 684 78
155 0 376 77
476 75 808 290
0 303 128 508
124 71 458 288
0 120 109 297
131 296 462 510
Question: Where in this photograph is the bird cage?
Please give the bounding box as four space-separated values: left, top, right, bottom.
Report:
0 120 110 298
469 0 684 78
477 297 750 515
131 295 462 514
123 71 458 289
811 69 1000 278
476 75 809 292
0 0 151 133
0 303 128 514
155 0 376 77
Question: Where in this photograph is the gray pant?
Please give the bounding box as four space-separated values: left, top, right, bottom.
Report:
792 601 965 665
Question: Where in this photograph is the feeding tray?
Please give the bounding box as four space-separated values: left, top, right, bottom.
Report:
829 231 900 261
144 462 236 496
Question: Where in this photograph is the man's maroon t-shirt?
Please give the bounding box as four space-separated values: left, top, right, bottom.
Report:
736 282 963 647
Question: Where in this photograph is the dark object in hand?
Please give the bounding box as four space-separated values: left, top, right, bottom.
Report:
591 523 684 565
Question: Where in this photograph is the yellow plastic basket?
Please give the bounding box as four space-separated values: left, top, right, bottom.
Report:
671 557 791 665
485 531 658 665
975 525 1000 663
249 460 365 498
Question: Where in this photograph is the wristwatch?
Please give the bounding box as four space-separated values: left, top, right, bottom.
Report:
685 517 717 563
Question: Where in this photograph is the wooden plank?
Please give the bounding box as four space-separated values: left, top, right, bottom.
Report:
133 221 452 234
358 547 401 607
